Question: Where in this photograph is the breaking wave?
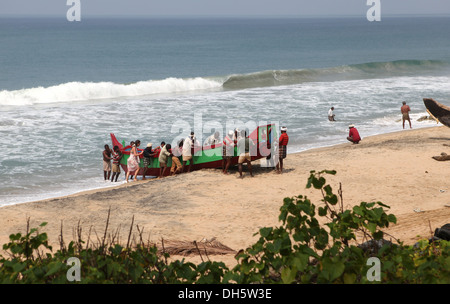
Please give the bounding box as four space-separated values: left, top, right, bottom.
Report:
222 59 449 89
1 59 448 106
0 77 223 106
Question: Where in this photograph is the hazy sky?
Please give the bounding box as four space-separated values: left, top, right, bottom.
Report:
2 0 450 17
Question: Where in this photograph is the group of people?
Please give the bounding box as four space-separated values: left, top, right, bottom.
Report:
102 127 290 181
102 144 123 182
328 101 412 145
124 134 199 182
328 106 362 144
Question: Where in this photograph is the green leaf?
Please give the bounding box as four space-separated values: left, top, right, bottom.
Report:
367 222 377 233
387 214 397 224
281 267 297 284
325 194 338 205
343 273 357 284
45 262 63 277
293 254 309 272
324 185 333 196
260 227 273 238
322 258 345 282
13 261 27 273
376 202 390 209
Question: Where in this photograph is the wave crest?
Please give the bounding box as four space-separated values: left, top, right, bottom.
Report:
1 59 447 106
222 59 449 89
0 77 223 106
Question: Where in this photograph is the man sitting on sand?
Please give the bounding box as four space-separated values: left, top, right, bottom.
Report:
347 124 361 144
401 101 412 129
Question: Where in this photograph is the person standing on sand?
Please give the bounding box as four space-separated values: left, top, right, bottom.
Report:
170 142 183 176
401 101 412 129
159 143 171 177
126 140 143 182
182 132 199 173
103 144 112 181
328 107 336 121
142 143 156 180
237 130 255 178
111 145 122 182
347 124 361 144
222 130 235 174
276 127 289 174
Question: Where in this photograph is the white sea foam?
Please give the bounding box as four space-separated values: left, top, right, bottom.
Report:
0 77 223 106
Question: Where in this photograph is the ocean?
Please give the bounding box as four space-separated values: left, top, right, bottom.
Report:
1 16 450 206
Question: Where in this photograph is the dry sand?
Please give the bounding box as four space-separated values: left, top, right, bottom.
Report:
1 126 449 267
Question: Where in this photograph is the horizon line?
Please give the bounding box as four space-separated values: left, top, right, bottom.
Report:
2 12 450 19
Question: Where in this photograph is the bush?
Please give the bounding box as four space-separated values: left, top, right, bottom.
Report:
1 170 448 283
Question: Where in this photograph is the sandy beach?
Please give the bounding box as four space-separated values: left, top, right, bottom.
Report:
1 126 449 267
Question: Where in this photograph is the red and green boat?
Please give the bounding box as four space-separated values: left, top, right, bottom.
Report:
110 124 277 176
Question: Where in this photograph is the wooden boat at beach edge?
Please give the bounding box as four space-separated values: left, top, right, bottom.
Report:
110 124 277 177
423 98 450 128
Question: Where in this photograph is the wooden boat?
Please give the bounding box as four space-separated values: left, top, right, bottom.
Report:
423 98 450 128
110 124 277 176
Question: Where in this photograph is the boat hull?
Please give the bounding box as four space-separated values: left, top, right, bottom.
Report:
423 98 450 128
110 124 277 177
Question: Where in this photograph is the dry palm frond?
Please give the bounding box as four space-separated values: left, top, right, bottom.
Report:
160 239 236 256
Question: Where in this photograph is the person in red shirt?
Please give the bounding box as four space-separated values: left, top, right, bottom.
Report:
401 101 412 129
276 126 289 173
347 124 361 144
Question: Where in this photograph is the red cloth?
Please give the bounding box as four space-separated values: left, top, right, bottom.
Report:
279 133 289 146
349 128 361 142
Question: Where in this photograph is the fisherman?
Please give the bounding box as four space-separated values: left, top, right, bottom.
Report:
103 144 112 181
204 131 221 146
347 124 361 144
142 143 156 180
276 126 289 174
111 145 122 182
158 143 171 178
328 107 336 121
182 132 199 173
237 130 256 178
401 101 412 129
222 130 235 174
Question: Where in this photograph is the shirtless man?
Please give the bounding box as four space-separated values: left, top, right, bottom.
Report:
401 101 412 129
103 144 112 181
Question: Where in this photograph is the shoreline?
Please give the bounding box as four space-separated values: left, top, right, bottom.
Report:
1 124 441 208
1 125 449 267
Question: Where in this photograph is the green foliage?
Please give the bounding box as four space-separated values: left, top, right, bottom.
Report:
0 170 448 284
231 170 449 284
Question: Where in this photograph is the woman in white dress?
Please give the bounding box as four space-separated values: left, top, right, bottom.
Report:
126 140 143 182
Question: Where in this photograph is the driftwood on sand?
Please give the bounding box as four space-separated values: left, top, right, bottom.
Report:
161 239 237 257
432 152 450 161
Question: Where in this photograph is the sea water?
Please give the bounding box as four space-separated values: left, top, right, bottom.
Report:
1 16 450 206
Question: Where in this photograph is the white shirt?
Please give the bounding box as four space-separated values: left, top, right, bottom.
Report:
182 136 200 156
